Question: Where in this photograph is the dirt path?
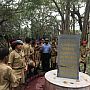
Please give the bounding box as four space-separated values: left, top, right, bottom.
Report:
25 75 45 90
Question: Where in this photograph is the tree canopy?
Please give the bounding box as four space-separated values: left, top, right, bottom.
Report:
0 0 90 45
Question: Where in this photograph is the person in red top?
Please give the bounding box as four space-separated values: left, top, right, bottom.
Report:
79 40 89 73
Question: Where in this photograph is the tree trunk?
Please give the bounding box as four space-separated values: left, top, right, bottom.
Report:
82 0 90 40
64 0 70 34
52 0 65 34
72 5 75 34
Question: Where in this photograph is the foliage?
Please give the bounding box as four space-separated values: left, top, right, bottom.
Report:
0 0 89 43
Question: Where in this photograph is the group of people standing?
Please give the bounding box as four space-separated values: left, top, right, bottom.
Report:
0 36 89 90
0 37 57 90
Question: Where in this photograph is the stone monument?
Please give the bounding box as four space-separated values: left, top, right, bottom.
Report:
57 35 80 79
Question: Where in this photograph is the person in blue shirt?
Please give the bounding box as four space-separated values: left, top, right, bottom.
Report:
41 38 51 72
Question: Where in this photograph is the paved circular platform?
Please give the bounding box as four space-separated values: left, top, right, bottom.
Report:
45 70 90 90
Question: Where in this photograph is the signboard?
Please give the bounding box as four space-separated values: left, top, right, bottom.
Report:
57 35 80 79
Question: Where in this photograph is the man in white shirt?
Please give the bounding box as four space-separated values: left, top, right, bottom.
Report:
41 38 51 72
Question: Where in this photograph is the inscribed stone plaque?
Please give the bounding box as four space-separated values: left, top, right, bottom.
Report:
57 35 80 79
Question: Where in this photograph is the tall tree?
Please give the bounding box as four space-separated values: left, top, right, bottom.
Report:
82 0 90 40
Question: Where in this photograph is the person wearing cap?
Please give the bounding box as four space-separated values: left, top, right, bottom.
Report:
8 40 26 89
40 38 51 72
0 48 18 90
79 40 89 73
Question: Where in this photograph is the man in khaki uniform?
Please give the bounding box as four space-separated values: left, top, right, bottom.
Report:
0 48 17 90
34 40 40 67
51 40 57 69
8 40 26 89
23 37 35 78
79 40 89 73
23 37 34 65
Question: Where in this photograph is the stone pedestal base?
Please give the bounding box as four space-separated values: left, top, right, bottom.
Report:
44 70 90 90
